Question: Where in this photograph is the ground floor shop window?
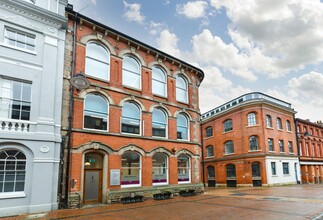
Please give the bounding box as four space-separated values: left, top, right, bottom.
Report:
178 154 190 183
152 153 168 185
121 152 141 187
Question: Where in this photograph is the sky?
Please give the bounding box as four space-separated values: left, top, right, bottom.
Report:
68 0 323 122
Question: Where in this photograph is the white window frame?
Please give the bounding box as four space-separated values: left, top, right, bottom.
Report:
152 153 169 186
266 115 272 128
225 141 234 154
83 94 108 131
3 27 36 53
177 113 189 141
247 113 256 126
176 75 188 103
121 152 142 188
152 108 168 138
121 102 141 136
122 55 141 89
177 154 191 184
277 118 283 130
152 66 167 97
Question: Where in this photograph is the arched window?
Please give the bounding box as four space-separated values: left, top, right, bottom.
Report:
85 42 110 80
249 136 259 151
177 113 189 140
152 108 167 138
122 55 141 89
84 94 108 130
226 164 236 178
152 66 167 97
248 113 256 126
177 154 190 183
277 117 282 130
206 145 214 157
176 75 188 103
206 127 213 137
121 102 141 135
0 149 26 193
121 151 141 187
224 141 234 154
224 119 233 132
266 115 272 128
152 153 168 185
286 120 291 132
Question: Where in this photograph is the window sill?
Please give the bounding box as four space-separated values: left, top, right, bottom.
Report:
283 174 291 176
246 124 260 128
0 42 37 55
178 181 191 184
248 150 261 152
86 75 110 83
224 153 235 156
205 156 214 159
266 127 274 130
176 100 189 105
123 85 142 92
287 131 293 133
221 130 233 134
271 175 278 177
122 132 141 136
121 184 142 188
0 192 26 199
279 152 286 154
83 127 108 132
268 150 275 153
203 136 213 140
289 153 295 155
152 93 168 99
277 129 284 132
152 135 168 139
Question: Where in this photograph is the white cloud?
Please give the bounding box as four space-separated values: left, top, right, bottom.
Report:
176 1 208 19
123 1 145 24
156 30 181 57
209 0 323 78
148 21 168 35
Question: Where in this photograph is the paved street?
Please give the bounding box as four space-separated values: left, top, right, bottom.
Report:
3 184 323 220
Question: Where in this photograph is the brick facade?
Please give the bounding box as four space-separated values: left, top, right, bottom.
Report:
296 119 323 184
201 93 300 187
62 8 204 206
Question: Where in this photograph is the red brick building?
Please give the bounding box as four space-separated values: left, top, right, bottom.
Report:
296 119 323 184
62 6 204 206
201 92 300 187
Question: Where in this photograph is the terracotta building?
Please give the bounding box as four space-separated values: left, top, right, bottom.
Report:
201 92 301 187
296 119 323 184
61 6 204 207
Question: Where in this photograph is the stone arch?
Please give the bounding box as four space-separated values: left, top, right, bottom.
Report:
148 61 171 76
118 48 147 66
72 142 115 154
174 70 192 84
80 34 116 55
174 149 197 158
174 109 193 121
149 103 171 116
118 96 146 111
0 141 34 157
79 88 115 105
118 144 146 156
148 147 172 157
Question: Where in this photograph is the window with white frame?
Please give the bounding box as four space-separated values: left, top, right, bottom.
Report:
85 42 110 80
121 151 141 187
288 141 293 153
277 117 283 130
0 78 31 121
152 66 167 97
224 119 233 132
121 102 141 135
286 120 291 132
152 153 168 185
271 162 276 175
152 108 167 138
247 113 256 126
279 140 284 152
176 75 188 103
177 154 190 183
249 136 259 151
206 145 214 157
84 94 108 130
266 115 272 128
4 27 35 52
122 55 141 89
225 141 234 154
0 149 26 193
177 113 189 140
282 162 289 175
268 138 274 151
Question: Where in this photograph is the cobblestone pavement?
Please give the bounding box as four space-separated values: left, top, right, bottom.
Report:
2 184 323 220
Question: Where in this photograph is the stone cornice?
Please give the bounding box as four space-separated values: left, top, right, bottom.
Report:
0 0 67 29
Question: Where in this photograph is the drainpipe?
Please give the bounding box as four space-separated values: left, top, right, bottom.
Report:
58 136 65 209
293 115 301 184
200 120 206 187
65 11 78 208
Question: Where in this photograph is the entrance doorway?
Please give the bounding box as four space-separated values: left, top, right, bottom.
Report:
207 166 216 187
252 162 261 186
84 153 103 204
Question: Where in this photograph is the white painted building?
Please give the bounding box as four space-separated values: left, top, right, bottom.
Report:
0 0 67 216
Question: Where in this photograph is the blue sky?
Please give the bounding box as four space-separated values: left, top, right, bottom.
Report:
69 0 323 122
